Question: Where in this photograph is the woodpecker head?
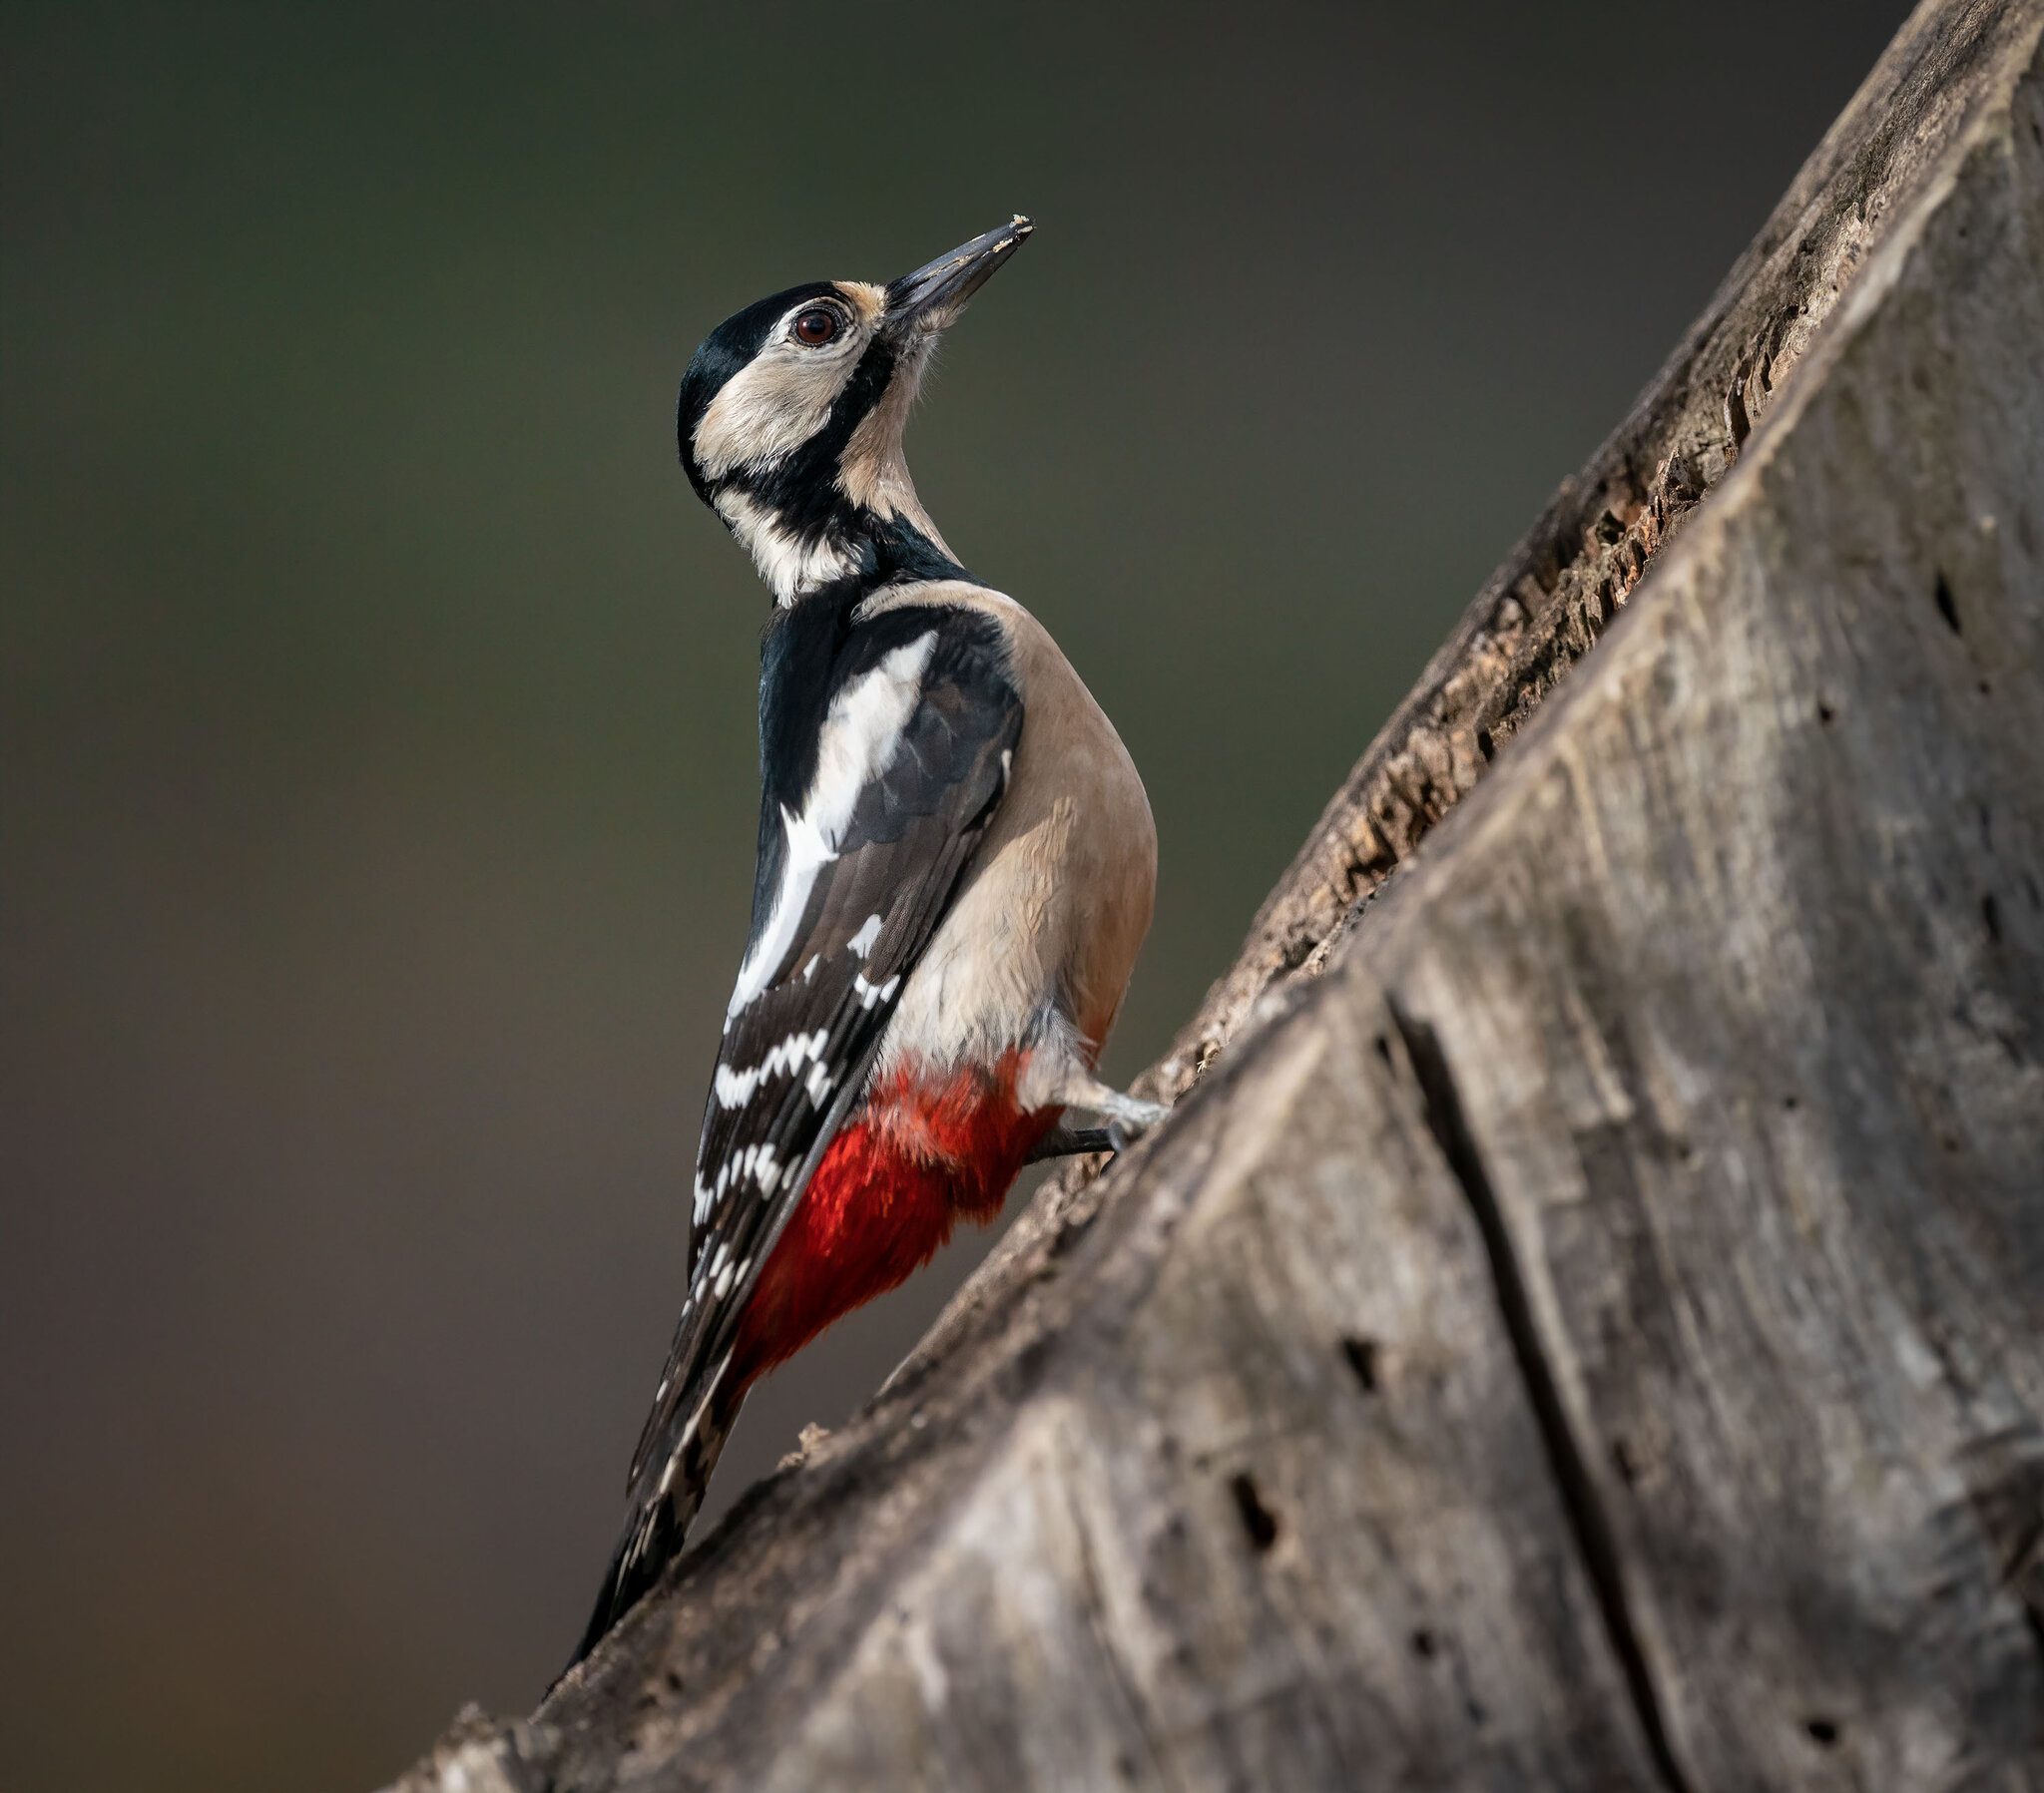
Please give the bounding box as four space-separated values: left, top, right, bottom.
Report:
677 218 1032 604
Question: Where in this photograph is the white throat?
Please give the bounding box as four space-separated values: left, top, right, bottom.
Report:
712 464 956 609
712 489 859 605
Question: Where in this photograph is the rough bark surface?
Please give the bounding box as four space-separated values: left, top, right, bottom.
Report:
391 3 2044 1786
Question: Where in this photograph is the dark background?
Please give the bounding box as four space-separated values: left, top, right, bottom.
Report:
3 3 1906 1787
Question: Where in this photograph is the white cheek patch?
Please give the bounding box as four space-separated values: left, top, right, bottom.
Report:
727 631 938 1019
693 343 857 481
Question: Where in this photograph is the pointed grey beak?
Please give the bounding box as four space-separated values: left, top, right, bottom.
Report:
883 217 1034 334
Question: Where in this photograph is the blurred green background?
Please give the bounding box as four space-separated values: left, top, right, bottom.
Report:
3 2 1904 1787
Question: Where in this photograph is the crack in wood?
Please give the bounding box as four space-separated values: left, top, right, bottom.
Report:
1386 998 1695 1793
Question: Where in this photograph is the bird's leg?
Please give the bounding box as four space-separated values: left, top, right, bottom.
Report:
1023 1062 1172 1159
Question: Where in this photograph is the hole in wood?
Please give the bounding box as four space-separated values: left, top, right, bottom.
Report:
1934 570 1960 635
1410 1627 1437 1659
1339 1335 1380 1393
1804 1716 1840 1747
1229 1472 1279 1554
1816 699 1836 725
1984 892 2003 945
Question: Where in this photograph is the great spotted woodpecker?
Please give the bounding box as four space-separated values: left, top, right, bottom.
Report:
572 219 1164 1663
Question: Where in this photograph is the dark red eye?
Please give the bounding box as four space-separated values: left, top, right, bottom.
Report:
791 307 840 346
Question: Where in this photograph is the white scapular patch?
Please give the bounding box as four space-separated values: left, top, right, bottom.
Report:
713 488 857 604
727 633 938 1017
846 913 884 958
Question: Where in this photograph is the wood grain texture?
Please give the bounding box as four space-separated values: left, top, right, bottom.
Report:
386 2 2044 1786
1357 47 2044 1778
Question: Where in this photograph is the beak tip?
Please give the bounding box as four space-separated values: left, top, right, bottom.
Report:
887 219 1035 327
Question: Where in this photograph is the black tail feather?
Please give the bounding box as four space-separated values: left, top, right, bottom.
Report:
564 1373 744 1673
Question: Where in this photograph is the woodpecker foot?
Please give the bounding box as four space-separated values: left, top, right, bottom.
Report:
1022 1062 1172 1159
1026 1088 1172 1160
1091 1090 1170 1154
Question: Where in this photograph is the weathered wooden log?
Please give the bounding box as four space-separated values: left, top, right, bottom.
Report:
391 1 2044 1785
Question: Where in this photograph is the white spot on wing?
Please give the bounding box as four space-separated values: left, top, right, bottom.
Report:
847 913 884 957
712 1028 832 1109
850 969 904 1011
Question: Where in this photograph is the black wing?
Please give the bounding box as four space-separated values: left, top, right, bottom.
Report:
573 600 1019 1660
